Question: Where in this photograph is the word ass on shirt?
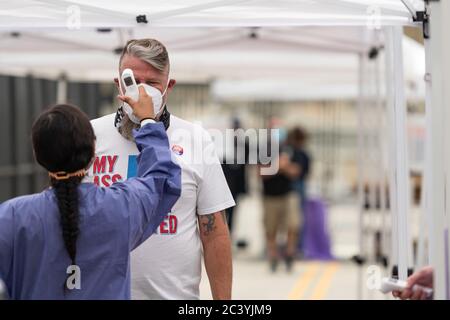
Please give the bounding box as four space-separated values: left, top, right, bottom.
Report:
91 154 177 235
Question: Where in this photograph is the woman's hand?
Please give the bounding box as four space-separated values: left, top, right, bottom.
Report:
118 85 155 121
392 266 434 300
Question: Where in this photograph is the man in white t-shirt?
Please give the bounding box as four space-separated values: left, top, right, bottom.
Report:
85 39 235 300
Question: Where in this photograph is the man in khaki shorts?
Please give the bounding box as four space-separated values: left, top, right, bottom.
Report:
261 151 301 272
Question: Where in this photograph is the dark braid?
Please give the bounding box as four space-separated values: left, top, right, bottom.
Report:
52 177 81 266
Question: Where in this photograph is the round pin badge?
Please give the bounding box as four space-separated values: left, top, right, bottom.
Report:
172 145 184 156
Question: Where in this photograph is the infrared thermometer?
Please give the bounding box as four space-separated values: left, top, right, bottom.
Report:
380 277 433 298
120 68 139 101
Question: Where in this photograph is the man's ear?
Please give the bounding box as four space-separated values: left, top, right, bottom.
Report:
168 79 176 92
114 78 121 93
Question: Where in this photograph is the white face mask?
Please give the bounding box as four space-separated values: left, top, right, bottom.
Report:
120 78 170 124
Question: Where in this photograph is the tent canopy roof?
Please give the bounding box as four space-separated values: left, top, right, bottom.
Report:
0 26 380 82
0 1 425 100
1 0 422 29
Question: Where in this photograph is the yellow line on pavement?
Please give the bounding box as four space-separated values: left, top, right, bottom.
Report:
288 262 322 300
308 262 340 300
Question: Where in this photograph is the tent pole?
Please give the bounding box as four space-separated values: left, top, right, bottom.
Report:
443 1 450 300
400 0 418 20
423 28 436 272
368 57 377 302
392 26 411 281
375 47 388 269
427 0 449 300
415 25 432 270
369 56 378 246
356 52 366 300
418 26 434 271
385 27 399 278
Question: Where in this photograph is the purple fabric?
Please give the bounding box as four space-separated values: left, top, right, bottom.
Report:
299 198 334 260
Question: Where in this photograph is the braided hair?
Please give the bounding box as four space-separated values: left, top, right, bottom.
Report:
31 104 95 280
51 177 81 266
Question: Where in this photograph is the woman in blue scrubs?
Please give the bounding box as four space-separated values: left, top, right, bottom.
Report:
0 86 181 299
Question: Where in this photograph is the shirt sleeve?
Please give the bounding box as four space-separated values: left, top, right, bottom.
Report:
0 201 14 286
196 129 236 215
103 122 182 251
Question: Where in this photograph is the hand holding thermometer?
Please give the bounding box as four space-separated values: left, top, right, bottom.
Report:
117 68 156 122
380 277 433 298
119 68 141 123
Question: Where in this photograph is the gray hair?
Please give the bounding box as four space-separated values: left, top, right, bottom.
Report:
119 39 170 73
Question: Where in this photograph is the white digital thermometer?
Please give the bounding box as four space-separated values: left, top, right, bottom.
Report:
119 68 142 123
380 277 433 298
121 68 139 100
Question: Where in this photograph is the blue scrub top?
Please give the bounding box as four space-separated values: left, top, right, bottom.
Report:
0 122 181 300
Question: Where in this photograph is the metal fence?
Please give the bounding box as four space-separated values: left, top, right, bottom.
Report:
0 75 106 202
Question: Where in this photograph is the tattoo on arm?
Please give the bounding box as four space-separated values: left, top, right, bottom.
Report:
200 214 217 236
199 211 228 236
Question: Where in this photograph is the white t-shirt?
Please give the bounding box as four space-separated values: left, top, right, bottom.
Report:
85 113 235 300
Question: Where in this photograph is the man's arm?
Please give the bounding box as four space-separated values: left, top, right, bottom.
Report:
258 153 301 180
198 211 232 300
279 153 301 179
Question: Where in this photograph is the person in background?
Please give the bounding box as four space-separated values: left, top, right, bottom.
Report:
0 88 181 299
287 127 311 254
260 119 301 272
288 127 311 207
221 117 249 235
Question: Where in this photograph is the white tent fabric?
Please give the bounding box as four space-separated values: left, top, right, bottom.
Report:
0 27 425 100
211 37 425 101
0 26 379 81
0 0 423 92
0 0 422 29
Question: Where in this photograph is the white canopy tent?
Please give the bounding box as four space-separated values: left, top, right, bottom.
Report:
1 0 449 300
0 1 425 100
0 0 417 29
0 0 420 85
